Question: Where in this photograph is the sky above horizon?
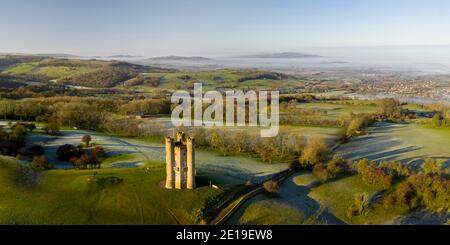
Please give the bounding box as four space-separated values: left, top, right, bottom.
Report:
1 0 450 57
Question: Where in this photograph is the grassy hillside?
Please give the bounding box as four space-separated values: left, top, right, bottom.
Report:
0 156 223 224
307 174 408 224
129 69 305 91
1 56 173 88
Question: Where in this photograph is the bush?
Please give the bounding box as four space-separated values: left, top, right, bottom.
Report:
92 146 105 159
57 144 82 161
31 155 52 170
422 158 442 175
355 160 393 189
11 124 28 136
263 180 280 193
299 136 330 167
82 134 92 147
313 163 331 182
313 156 349 182
347 193 370 219
384 173 450 212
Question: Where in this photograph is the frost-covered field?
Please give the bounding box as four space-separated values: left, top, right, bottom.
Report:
26 130 288 186
335 122 450 168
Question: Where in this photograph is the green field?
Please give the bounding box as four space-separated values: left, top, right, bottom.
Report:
0 156 222 224
296 101 378 120
135 69 305 91
3 62 39 75
26 129 288 187
335 122 450 167
3 62 95 80
307 174 408 224
238 199 305 225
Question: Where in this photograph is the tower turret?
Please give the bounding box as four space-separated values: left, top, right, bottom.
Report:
165 137 175 189
186 136 195 189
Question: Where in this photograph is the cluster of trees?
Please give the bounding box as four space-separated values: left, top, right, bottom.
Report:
383 159 449 213
124 75 162 88
192 128 306 163
355 159 396 189
375 98 406 120
0 96 172 133
0 122 51 170
428 103 450 127
345 114 374 138
0 123 28 156
56 141 105 169
64 67 136 88
298 136 331 167
236 72 288 83
312 156 350 182
119 98 171 116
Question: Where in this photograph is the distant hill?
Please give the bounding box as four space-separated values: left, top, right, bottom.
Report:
0 55 174 88
107 55 144 59
147 56 212 62
236 52 321 59
35 53 81 59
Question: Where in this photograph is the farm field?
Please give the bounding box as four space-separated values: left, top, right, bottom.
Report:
0 156 222 224
335 122 450 167
140 69 305 91
296 101 378 120
306 174 408 224
2 62 96 79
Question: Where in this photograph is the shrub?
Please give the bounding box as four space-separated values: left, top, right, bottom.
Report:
92 146 105 159
82 135 92 147
313 163 331 182
356 160 393 189
422 158 442 175
384 173 450 212
376 98 402 119
11 124 28 136
299 136 330 167
347 193 370 219
56 144 82 161
263 180 280 193
31 155 52 170
379 160 413 179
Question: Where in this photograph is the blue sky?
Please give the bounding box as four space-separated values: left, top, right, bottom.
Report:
1 0 450 56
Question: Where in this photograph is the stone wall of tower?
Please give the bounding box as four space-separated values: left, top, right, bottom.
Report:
165 132 196 189
165 137 174 189
186 137 195 189
174 144 187 189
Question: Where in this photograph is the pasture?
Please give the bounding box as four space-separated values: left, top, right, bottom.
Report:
335 122 450 167
296 101 378 120
26 130 288 187
2 61 95 79
0 156 223 224
143 69 305 91
306 174 408 224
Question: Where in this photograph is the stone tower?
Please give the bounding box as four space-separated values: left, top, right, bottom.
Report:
165 132 195 189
